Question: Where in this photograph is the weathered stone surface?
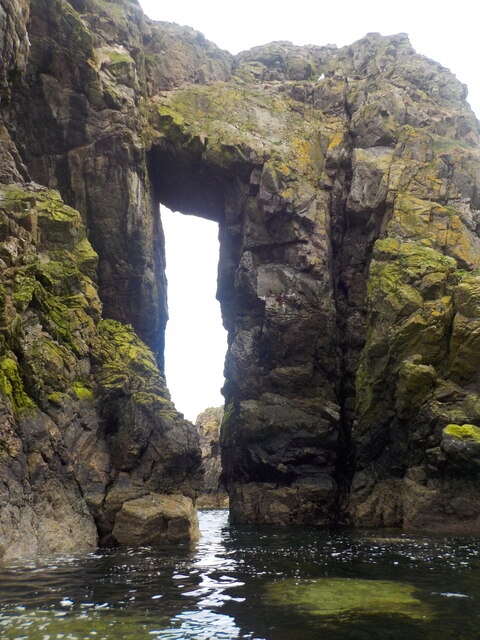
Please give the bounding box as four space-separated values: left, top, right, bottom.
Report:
1 0 480 540
0 0 29 97
145 32 480 530
0 184 201 558
112 493 199 545
196 406 228 508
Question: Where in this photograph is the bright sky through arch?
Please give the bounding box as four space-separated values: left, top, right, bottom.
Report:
161 206 227 422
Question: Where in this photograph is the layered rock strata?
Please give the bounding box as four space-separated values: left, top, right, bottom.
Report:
1 0 479 543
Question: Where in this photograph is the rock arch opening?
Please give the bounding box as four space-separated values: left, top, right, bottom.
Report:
3 0 480 563
160 205 227 422
147 126 346 526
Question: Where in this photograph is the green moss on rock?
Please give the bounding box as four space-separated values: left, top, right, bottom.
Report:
92 319 167 399
73 381 94 402
0 355 34 411
444 423 480 443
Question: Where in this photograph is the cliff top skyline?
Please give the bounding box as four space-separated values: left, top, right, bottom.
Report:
140 0 480 119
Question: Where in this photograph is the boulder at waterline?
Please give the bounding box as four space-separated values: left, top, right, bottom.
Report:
112 493 200 545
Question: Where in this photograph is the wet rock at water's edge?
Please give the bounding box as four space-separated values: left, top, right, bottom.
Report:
112 494 199 546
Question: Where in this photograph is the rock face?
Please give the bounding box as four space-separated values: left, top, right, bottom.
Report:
1 0 480 543
196 407 228 508
0 0 202 560
0 184 202 558
112 493 199 545
150 34 480 530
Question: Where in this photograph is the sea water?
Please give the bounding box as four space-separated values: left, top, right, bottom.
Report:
1 510 479 640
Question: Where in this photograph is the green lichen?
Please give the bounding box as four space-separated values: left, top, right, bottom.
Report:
133 391 170 409
0 355 34 411
150 82 335 180
395 361 436 418
444 423 480 443
73 381 94 402
366 259 423 317
93 319 167 398
36 192 78 222
12 273 36 311
1 185 37 211
356 237 459 430
0 184 105 412
32 290 87 356
103 49 137 87
72 237 98 280
106 50 134 65
144 53 159 67
48 391 68 406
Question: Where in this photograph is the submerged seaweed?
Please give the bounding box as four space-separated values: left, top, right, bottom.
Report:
266 577 432 620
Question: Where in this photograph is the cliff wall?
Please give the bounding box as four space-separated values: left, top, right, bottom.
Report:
1 0 480 554
148 33 480 531
0 0 202 559
196 406 228 508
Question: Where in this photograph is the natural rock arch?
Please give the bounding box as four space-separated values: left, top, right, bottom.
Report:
2 0 480 560
145 52 480 529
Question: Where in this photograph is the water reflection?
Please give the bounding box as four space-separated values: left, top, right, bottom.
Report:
168 510 254 639
0 510 479 640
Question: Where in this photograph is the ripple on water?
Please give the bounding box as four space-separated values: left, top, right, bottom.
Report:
0 510 479 640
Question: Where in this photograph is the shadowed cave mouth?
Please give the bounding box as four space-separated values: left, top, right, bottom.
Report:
160 204 227 424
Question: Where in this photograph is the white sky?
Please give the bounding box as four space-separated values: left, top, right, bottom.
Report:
148 0 479 421
162 207 227 421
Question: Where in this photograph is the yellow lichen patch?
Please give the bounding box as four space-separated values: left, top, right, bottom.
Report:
291 137 312 173
73 381 94 402
276 162 292 176
388 193 480 269
327 130 344 151
156 104 186 128
281 187 294 200
444 423 480 443
0 355 34 411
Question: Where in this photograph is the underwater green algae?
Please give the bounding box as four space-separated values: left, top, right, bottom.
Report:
0 609 171 640
266 577 432 620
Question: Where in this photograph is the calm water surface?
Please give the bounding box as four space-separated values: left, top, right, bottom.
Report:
1 510 479 639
